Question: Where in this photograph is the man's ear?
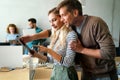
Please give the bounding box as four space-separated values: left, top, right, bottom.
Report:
73 9 79 17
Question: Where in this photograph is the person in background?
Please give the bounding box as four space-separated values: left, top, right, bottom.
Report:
20 7 78 80
6 23 20 45
24 18 46 55
57 0 118 80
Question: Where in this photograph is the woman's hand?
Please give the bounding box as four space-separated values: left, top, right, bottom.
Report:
19 35 32 43
29 50 39 58
33 45 48 53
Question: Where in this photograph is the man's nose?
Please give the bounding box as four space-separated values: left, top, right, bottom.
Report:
60 18 64 22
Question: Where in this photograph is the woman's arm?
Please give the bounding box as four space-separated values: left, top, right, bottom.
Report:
20 29 50 43
31 50 48 62
31 29 50 40
37 31 78 67
36 45 62 62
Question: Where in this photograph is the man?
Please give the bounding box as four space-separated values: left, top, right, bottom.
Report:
57 0 118 80
24 18 46 54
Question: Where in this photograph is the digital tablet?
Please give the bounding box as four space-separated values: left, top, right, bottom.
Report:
17 38 34 54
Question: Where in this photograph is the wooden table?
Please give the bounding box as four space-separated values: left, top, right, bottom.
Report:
33 67 52 80
1 57 119 80
0 68 29 80
33 67 81 80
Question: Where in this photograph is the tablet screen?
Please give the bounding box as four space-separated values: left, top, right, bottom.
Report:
17 38 34 54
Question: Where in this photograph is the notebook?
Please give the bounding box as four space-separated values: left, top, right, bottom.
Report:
0 46 23 68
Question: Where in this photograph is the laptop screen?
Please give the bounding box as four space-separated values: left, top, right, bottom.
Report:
22 29 36 36
0 46 23 68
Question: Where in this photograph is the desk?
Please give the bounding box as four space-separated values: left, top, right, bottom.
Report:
33 57 120 80
0 68 29 80
33 67 81 80
0 57 119 80
33 67 52 80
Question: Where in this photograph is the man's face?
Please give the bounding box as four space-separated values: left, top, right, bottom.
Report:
28 21 35 28
59 6 74 26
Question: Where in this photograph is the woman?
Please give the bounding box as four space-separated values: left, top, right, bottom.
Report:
21 7 78 80
6 24 20 45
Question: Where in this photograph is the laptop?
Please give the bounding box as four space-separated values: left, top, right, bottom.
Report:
0 46 23 69
23 29 36 36
0 42 10 45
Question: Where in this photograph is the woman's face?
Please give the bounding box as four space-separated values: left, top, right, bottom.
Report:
48 13 64 31
9 26 15 34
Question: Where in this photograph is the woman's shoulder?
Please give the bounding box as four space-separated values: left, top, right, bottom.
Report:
66 30 78 41
68 30 77 36
6 33 11 36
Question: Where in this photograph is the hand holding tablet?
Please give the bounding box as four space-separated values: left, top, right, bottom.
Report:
17 38 35 55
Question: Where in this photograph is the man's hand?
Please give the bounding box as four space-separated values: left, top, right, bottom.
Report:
69 39 84 53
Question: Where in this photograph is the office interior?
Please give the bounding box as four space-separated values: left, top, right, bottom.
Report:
0 0 120 80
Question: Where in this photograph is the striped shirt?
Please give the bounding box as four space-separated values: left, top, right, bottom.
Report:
47 30 78 67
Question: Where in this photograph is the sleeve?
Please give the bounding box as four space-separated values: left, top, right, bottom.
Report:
61 31 78 67
47 29 52 37
93 18 116 60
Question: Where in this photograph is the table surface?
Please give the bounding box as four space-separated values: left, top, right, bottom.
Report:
0 68 29 80
0 57 120 80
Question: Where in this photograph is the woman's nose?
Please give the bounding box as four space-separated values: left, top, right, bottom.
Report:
51 22 54 27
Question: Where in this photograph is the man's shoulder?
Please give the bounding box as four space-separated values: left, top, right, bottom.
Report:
36 27 42 32
87 15 104 22
36 26 42 29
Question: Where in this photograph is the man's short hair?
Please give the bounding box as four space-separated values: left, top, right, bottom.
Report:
57 0 83 16
28 18 36 23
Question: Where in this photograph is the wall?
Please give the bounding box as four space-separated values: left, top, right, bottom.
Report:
0 0 119 47
112 0 120 47
0 0 61 41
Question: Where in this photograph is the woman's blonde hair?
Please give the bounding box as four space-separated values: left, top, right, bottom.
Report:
48 7 72 49
50 25 72 49
6 24 19 34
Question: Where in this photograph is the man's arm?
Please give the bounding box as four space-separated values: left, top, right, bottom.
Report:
70 18 116 60
70 40 102 58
